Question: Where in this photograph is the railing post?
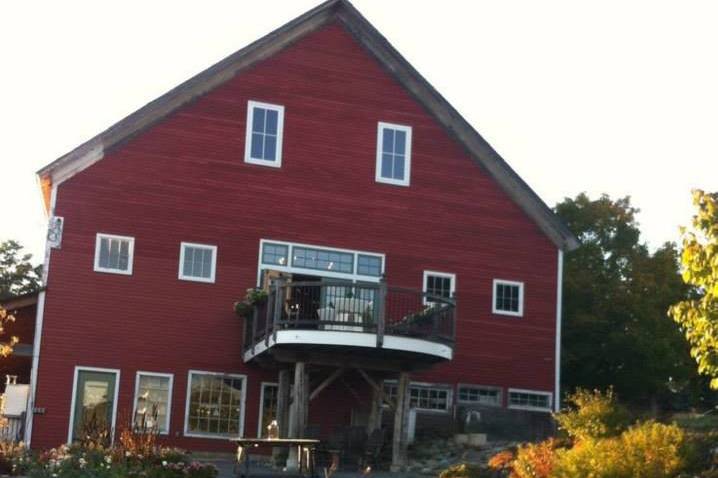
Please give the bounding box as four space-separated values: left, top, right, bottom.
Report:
376 275 387 348
451 292 457 341
250 305 258 353
272 276 286 343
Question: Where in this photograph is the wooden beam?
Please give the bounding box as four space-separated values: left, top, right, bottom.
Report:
356 368 395 410
269 348 433 373
294 362 307 439
309 368 345 401
391 372 410 472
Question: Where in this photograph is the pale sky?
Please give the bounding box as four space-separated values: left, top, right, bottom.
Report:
1 0 716 263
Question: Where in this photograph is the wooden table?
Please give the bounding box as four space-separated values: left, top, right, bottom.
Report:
233 438 321 478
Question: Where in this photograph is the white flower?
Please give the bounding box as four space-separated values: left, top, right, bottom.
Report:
104 456 112 464
162 460 168 467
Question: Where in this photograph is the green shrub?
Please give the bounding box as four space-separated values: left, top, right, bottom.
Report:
554 388 630 441
553 421 686 478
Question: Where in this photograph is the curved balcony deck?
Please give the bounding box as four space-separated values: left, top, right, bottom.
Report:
242 280 455 371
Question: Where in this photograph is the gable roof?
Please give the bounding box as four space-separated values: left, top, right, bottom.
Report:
37 0 579 251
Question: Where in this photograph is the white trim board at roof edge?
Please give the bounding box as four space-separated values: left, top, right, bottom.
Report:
257 238 385 285
34 0 578 251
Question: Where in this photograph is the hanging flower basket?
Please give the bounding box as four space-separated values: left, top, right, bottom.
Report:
234 288 268 318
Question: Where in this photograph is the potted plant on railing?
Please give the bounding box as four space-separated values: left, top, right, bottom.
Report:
234 288 269 318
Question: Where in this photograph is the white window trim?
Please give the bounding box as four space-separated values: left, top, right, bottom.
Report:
375 122 412 187
422 270 456 305
244 100 284 168
507 388 553 413
257 239 385 285
132 371 174 435
492 279 525 317
257 381 278 438
183 370 247 440
93 233 135 275
178 242 218 283
456 383 503 407
383 380 453 414
67 366 121 444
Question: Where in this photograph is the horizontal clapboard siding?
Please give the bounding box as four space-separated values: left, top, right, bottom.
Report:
33 23 558 449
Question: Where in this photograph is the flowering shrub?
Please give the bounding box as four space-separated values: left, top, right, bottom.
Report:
0 441 31 475
438 463 490 478
510 439 558 478
25 443 217 478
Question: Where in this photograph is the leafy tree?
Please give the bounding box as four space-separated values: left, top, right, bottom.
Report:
0 240 42 298
669 190 718 389
556 194 699 407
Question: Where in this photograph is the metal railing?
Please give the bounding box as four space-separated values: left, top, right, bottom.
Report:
243 278 456 353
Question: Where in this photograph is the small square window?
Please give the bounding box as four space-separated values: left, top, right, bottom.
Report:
375 122 412 186
492 279 524 316
357 255 382 277
423 271 455 304
261 243 289 266
245 101 284 167
94 233 134 275
179 243 217 283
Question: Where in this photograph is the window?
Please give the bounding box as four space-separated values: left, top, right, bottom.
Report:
423 271 456 304
258 240 384 282
94 233 134 275
179 243 217 283
457 385 502 407
357 255 382 277
508 389 552 412
261 243 289 266
133 372 173 434
244 101 284 167
384 382 452 412
493 279 524 316
257 383 278 437
375 122 412 186
292 246 354 274
184 371 246 438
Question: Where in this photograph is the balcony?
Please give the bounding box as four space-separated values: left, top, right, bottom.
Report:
242 279 456 370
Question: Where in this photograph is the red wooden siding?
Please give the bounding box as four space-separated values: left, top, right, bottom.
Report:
32 22 558 450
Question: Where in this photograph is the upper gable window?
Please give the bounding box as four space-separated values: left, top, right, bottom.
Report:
375 122 412 186
94 233 134 275
244 101 284 168
179 242 217 283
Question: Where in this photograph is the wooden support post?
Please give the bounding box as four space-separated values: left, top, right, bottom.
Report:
391 371 410 472
286 362 307 471
367 386 382 434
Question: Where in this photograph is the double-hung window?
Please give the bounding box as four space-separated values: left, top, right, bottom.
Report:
244 101 284 167
423 271 456 304
179 243 217 283
184 371 246 438
383 382 452 412
133 372 173 434
492 279 524 316
94 233 134 275
375 122 412 186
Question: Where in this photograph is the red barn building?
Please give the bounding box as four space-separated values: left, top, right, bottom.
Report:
28 0 577 468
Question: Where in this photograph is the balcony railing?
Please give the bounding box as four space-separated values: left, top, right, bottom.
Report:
243 278 456 354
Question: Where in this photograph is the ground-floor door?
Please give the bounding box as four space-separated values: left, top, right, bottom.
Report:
69 368 118 443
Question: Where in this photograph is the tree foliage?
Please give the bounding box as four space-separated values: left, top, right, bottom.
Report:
556 193 700 407
669 190 718 389
0 240 41 298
